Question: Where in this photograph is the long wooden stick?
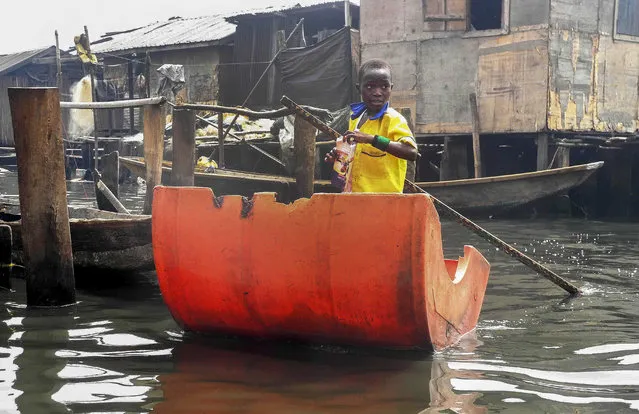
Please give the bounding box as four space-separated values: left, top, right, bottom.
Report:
281 95 581 296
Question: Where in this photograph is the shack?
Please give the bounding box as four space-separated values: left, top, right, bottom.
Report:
223 0 360 108
361 0 639 218
89 15 236 133
0 47 81 146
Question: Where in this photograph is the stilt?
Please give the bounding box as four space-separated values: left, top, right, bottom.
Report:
171 108 195 186
0 225 11 290
9 87 75 307
440 136 469 181
557 145 570 168
469 92 482 178
218 112 225 169
293 115 316 199
537 133 549 171
96 150 120 212
143 103 165 215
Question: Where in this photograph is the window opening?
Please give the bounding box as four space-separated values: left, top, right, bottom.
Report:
469 0 503 31
617 0 639 37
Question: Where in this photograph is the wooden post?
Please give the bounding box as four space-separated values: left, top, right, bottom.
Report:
557 146 570 168
0 225 11 290
95 151 120 212
440 136 469 181
127 59 135 134
469 92 482 178
54 30 62 91
171 108 196 186
9 88 75 306
293 115 316 198
84 26 100 173
218 112 225 169
537 133 549 171
143 103 165 215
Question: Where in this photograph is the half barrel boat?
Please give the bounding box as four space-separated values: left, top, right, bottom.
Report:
152 187 491 351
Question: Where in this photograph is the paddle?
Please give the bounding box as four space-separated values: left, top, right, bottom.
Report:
280 95 581 296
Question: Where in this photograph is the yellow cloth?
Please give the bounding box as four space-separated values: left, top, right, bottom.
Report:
348 108 416 193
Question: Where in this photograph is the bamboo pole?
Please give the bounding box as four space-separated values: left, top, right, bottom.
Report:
9 88 76 306
171 108 195 186
61 97 164 109
143 103 165 214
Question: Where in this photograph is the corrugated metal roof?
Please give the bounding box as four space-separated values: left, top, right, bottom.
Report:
0 46 56 76
90 15 235 54
229 0 359 21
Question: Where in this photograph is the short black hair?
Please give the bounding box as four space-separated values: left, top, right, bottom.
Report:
358 59 392 83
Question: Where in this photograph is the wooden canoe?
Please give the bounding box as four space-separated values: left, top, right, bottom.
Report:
121 156 603 215
1 206 153 274
152 186 491 351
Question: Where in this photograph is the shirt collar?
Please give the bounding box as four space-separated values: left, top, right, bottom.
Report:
350 102 389 120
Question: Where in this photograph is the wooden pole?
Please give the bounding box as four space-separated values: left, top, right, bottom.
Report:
171 108 195 186
404 180 580 296
282 94 581 297
0 225 11 290
469 92 482 178
83 26 100 173
143 103 165 214
344 0 352 26
8 88 76 306
93 171 130 215
537 133 549 171
95 151 121 212
218 112 225 168
293 115 316 198
127 59 135 134
54 30 62 91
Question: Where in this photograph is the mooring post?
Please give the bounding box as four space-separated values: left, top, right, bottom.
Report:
9 87 75 306
171 108 195 186
293 115 316 199
0 225 12 290
218 112 225 169
537 133 549 171
143 103 165 215
96 150 120 212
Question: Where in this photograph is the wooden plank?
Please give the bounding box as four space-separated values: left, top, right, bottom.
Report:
440 136 469 180
143 104 165 215
293 115 316 199
445 0 468 30
8 87 75 306
96 151 120 212
424 0 446 31
536 133 549 171
171 109 196 186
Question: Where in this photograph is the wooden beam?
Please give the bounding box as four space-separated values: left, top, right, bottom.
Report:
8 87 75 306
171 108 196 186
175 103 330 120
60 97 165 110
143 104 165 214
293 115 316 199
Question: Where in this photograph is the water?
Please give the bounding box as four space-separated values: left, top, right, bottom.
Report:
2 167 639 413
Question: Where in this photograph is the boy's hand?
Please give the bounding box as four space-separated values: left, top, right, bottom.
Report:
324 148 337 164
344 130 374 145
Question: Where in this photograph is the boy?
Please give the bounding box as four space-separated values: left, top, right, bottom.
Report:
325 59 418 193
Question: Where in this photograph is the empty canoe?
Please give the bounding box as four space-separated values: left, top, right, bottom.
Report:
152 187 491 351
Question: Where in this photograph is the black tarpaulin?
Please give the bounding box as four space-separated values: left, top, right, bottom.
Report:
276 27 357 111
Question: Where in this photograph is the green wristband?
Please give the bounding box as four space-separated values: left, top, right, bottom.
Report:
373 135 391 151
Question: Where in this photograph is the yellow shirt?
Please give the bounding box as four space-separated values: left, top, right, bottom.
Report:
348 108 416 193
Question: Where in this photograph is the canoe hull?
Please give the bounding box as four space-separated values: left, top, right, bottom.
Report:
152 187 490 351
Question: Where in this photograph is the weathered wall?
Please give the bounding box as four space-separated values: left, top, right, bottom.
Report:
361 0 550 135
548 0 639 133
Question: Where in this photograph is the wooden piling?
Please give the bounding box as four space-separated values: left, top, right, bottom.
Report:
537 133 549 171
9 87 75 306
171 108 195 186
469 92 482 178
143 103 165 215
440 136 469 181
293 115 316 198
96 151 120 212
0 225 11 290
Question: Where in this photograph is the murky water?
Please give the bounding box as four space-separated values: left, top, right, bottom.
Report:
1 167 639 413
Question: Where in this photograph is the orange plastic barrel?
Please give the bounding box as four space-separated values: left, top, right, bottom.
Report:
152 187 490 351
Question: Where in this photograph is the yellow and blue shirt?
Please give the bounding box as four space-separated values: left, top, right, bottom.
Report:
348 103 416 193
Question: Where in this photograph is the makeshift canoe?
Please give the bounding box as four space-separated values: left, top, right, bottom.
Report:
152 186 491 351
1 206 153 274
122 156 603 215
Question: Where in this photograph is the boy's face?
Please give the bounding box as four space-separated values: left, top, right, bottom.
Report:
359 67 392 113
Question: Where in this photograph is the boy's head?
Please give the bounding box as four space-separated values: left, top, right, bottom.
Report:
357 59 393 113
